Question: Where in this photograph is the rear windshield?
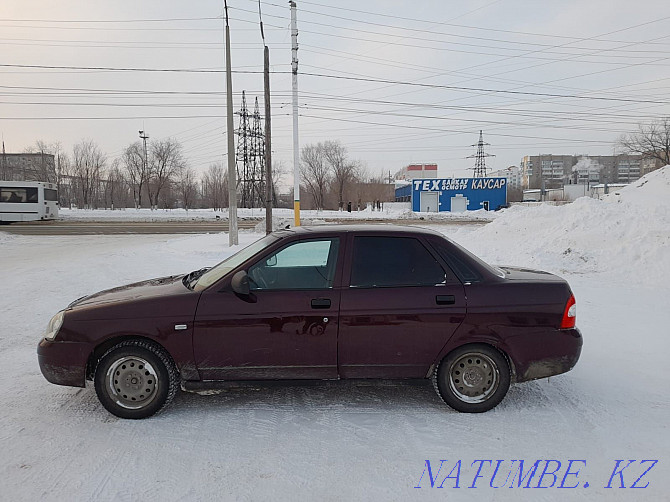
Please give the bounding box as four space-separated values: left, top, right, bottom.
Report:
44 189 58 201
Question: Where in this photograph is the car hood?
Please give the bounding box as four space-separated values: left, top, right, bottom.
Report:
68 274 186 309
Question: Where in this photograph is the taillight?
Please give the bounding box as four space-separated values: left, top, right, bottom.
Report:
560 295 576 329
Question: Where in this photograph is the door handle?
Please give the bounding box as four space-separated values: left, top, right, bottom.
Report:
311 298 331 309
436 295 456 305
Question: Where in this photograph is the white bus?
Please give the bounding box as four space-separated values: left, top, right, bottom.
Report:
0 181 59 223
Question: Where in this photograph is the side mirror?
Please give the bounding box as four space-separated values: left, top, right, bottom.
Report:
231 270 250 296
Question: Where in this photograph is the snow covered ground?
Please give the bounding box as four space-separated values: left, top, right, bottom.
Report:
59 202 497 223
1 168 669 500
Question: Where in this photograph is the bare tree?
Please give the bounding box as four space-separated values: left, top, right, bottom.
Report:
72 140 106 209
620 118 670 166
323 140 358 211
177 167 198 210
270 160 288 206
105 159 127 210
51 142 69 199
23 140 58 183
202 163 228 210
122 142 148 208
147 138 185 210
56 151 73 207
158 185 178 209
300 144 331 210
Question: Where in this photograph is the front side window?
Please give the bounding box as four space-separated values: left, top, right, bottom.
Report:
193 233 280 291
248 238 340 290
350 236 446 288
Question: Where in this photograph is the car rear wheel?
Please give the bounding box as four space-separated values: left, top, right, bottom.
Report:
433 344 510 413
94 340 178 419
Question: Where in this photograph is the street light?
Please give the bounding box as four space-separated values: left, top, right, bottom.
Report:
139 130 149 208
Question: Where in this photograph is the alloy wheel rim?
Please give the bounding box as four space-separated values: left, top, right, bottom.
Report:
105 356 159 410
448 352 500 404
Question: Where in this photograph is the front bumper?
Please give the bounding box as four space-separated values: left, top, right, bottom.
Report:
37 338 89 387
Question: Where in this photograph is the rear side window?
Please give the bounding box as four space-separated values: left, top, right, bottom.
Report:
350 236 446 288
429 237 483 283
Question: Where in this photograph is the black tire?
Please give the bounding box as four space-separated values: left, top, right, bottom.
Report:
94 339 178 419
432 344 510 413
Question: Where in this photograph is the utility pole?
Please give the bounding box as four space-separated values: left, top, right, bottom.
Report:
259 1 273 234
224 0 238 245
263 47 272 234
139 129 149 207
290 0 301 227
1 139 6 180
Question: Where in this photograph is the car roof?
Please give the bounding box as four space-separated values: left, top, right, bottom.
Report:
273 224 444 238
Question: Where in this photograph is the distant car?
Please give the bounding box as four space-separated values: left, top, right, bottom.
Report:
38 225 582 419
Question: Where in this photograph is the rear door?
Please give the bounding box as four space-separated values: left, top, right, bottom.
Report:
338 234 466 378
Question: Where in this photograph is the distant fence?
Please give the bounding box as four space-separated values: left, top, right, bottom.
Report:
511 201 572 208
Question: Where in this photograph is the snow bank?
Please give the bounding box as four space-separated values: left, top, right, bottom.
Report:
446 166 670 286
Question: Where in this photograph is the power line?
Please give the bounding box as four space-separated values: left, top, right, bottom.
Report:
0 16 221 23
299 72 670 105
298 103 635 134
0 63 262 73
275 0 670 45
297 113 618 144
248 0 670 48
2 64 667 105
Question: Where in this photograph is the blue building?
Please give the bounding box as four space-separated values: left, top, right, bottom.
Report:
394 182 412 202
407 177 507 212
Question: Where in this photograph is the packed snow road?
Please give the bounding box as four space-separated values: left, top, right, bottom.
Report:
1 226 668 501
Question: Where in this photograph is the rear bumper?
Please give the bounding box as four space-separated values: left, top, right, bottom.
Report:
509 327 582 383
37 338 88 387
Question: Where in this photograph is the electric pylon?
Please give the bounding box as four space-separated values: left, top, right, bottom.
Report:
467 130 495 178
235 91 266 208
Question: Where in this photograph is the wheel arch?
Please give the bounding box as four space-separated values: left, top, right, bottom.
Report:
430 341 517 383
86 335 173 380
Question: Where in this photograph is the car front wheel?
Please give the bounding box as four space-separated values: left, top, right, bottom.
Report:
94 340 178 419
433 344 510 413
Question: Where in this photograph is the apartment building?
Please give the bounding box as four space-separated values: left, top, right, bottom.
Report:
520 154 643 189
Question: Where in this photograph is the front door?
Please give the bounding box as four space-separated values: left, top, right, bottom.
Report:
338 235 466 379
193 237 342 380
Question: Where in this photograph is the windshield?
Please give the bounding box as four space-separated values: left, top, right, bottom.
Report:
193 233 279 292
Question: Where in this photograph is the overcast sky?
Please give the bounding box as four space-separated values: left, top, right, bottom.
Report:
2 0 669 185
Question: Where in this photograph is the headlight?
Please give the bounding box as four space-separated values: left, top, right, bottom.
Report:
45 311 65 341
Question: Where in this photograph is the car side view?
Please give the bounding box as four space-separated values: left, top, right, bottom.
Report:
38 225 582 419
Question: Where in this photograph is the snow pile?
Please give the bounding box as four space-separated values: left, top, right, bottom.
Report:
448 166 670 285
603 164 670 204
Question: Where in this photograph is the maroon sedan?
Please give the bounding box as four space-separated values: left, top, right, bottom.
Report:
38 225 582 419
